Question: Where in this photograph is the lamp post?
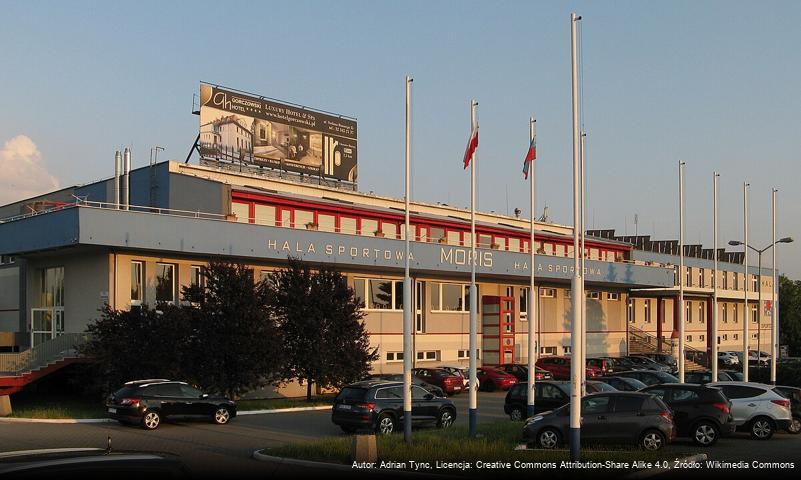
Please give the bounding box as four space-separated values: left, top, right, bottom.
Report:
728 236 793 381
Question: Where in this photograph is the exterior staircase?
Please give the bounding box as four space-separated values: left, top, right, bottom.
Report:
628 326 708 371
0 333 90 396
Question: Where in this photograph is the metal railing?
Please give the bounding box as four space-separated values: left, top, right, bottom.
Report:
0 333 89 376
628 325 709 368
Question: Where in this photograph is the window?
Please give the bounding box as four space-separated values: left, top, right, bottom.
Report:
687 335 693 342
540 288 556 298
699 302 705 323
509 238 521 252
317 213 336 232
733 304 739 324
447 230 461 246
722 272 728 289
430 227 445 243
644 299 652 323
686 302 692 323
582 396 611 414
586 291 600 300
131 261 143 305
627 299 634 323
685 267 692 286
751 275 758 292
564 289 571 299
457 349 479 359
353 278 402 310
339 216 357 234
751 304 758 323
386 352 404 362
540 383 565 400
179 384 202 398
722 304 728 323
259 270 274 283
734 273 740 290
563 346 572 354
519 287 529 318
381 222 399 239
190 266 204 289
417 350 439 361
253 204 276 226
672 389 700 402
155 263 175 304
608 292 620 301
376 387 403 399
723 334 728 341
231 202 250 223
477 234 492 248
614 396 644 413
699 268 705 288
540 346 557 355
432 282 470 312
699 334 705 342
734 333 739 340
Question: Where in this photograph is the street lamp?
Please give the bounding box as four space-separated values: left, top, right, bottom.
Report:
727 237 793 380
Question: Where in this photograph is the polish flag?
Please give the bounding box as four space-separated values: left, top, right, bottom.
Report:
463 125 479 169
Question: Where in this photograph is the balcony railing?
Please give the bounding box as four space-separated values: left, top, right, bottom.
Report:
0 332 89 376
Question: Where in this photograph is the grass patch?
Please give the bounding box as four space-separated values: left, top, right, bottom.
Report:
265 421 692 473
237 395 334 411
8 392 106 419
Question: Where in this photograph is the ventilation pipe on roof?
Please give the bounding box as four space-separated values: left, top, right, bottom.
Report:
121 147 131 210
113 150 122 209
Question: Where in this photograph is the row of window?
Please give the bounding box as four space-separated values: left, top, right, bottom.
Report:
230 198 626 261
0 255 15 265
130 261 205 306
681 267 762 292
628 299 761 324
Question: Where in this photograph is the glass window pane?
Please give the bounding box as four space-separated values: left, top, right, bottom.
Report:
509 238 520 252
478 234 492 248
340 217 357 234
231 202 250 223
441 283 464 311
430 227 445 243
416 225 428 242
295 210 314 229
156 264 175 303
131 262 143 304
317 214 335 232
380 222 398 239
281 209 292 228
254 204 276 226
353 278 366 307
394 281 404 310
361 219 378 237
447 231 461 245
368 279 393 309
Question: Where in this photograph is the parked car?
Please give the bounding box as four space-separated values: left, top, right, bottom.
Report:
749 350 771 366
595 356 646 373
504 380 617 420
0 448 189 478
610 370 679 386
536 356 602 380
718 351 740 367
367 374 444 397
708 381 792 439
522 392 675 450
412 368 463 395
626 355 672 373
684 370 735 384
476 367 518 391
439 365 480 391
773 385 801 434
331 380 456 434
106 379 236 430
602 376 648 392
498 363 553 382
722 369 745 381
635 353 678 372
640 384 736 446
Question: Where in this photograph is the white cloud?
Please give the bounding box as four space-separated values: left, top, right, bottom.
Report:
0 135 60 205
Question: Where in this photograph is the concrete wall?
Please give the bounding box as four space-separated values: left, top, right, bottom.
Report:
0 265 20 334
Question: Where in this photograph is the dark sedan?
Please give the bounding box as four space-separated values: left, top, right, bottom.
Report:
106 379 236 430
498 363 553 382
522 392 675 450
504 380 617 421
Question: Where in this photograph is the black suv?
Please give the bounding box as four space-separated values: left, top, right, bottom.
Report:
504 380 617 421
640 384 735 446
106 379 236 430
332 380 456 434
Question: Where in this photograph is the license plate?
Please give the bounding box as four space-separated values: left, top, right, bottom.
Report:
337 404 351 411
108 408 117 414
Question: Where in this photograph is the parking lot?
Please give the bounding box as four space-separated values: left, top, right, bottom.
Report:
1 390 800 477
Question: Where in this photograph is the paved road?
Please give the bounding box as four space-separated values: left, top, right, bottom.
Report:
1 391 799 477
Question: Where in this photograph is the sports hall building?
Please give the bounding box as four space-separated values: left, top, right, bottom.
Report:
0 159 775 396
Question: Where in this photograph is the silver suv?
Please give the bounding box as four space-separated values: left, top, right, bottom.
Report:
708 381 791 439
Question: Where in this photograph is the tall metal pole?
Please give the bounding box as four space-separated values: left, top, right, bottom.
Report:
468 99 478 437
402 75 413 443
771 189 778 385
678 161 686 383
526 116 538 418
712 172 719 381
569 11 583 462
580 131 587 394
757 250 763 378
743 182 750 382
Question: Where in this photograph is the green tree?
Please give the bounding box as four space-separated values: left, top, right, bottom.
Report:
266 257 377 401
182 261 283 399
779 275 801 356
79 304 193 396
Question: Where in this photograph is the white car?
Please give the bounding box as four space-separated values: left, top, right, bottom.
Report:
439 365 479 391
718 352 740 366
748 351 771 366
708 381 791 440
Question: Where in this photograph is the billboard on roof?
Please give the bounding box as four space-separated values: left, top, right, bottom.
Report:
198 83 357 183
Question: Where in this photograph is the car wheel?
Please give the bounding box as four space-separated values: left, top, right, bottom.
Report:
750 416 775 440
213 407 231 425
142 411 161 430
537 428 561 449
437 408 455 429
376 413 395 435
640 429 666 451
509 406 524 421
692 421 719 446
787 416 801 435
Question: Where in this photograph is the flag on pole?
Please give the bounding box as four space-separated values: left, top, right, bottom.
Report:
522 136 536 179
463 125 479 169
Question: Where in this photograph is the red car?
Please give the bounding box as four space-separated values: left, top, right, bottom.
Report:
476 367 518 391
412 368 463 395
535 356 602 380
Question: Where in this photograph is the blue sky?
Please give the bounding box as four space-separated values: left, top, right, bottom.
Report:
1 0 800 277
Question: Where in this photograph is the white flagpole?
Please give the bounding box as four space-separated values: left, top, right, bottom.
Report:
468 99 478 438
580 130 587 394
712 172 720 382
403 75 413 443
771 188 778 385
569 11 583 462
678 160 686 383
526 116 537 418
743 182 750 382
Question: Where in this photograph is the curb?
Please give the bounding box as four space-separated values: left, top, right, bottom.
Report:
0 405 332 424
626 453 708 479
252 450 459 478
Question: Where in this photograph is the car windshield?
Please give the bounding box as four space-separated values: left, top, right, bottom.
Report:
589 382 617 392
621 377 648 389
112 386 137 398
